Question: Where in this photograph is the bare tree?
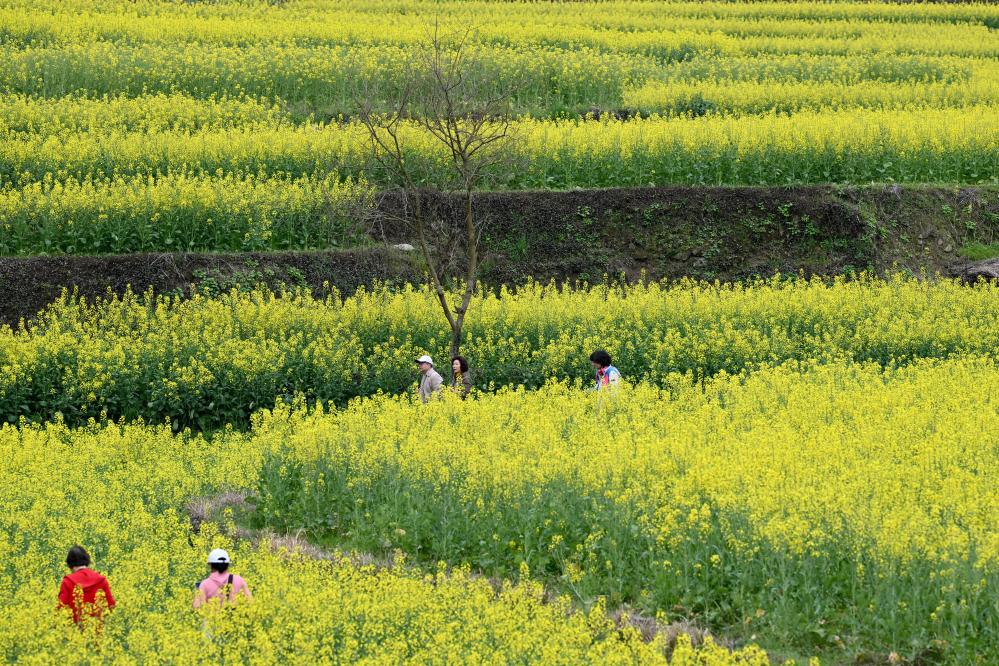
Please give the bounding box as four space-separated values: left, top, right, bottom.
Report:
355 22 520 359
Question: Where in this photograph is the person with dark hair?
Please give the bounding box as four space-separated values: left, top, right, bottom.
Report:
589 349 621 390
451 356 472 399
193 549 251 609
58 545 115 625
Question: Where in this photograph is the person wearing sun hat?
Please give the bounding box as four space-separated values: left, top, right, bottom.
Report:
416 354 444 403
193 549 251 609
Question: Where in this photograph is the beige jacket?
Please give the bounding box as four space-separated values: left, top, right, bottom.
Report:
418 368 444 403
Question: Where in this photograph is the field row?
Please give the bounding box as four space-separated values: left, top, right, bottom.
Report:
3 277 998 429
0 173 371 255
623 76 999 115
4 1 997 51
4 23 997 60
2 108 995 188
3 45 996 119
7 0 998 25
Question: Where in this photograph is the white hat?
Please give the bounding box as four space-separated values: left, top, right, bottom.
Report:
207 548 230 564
416 355 434 365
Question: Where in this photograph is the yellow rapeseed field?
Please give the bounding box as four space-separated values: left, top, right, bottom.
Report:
3 1 997 663
3 354 996 662
2 0 998 253
0 414 772 664
4 276 999 429
2 277 998 661
247 360 998 660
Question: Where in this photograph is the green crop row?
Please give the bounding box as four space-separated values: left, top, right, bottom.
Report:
2 276 998 430
0 173 370 255
623 75 999 116
0 42 643 120
2 108 996 192
2 0 997 52
0 93 285 135
2 45 993 121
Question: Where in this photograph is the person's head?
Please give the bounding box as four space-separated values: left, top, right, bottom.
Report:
208 548 230 574
452 356 468 375
590 350 612 370
416 355 434 375
66 545 91 570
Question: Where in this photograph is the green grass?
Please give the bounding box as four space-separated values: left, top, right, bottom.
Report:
958 241 999 261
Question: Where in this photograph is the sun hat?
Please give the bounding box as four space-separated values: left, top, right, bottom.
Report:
416 355 434 365
207 548 230 564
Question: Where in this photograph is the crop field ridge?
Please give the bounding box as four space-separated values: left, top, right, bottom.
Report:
2 184 998 326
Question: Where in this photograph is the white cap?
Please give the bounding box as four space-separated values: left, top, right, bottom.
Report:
207 548 230 564
416 355 434 365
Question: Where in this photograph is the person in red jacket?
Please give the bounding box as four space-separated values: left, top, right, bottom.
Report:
58 545 116 625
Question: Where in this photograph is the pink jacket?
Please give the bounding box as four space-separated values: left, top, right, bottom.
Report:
193 571 251 609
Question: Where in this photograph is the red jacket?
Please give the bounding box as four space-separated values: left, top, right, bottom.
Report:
59 568 115 624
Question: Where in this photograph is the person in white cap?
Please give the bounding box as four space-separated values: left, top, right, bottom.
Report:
416 354 444 403
193 549 251 609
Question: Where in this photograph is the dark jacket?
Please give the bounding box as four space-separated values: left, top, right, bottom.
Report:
452 371 472 398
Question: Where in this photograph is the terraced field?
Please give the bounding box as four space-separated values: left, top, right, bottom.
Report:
1 0 997 255
3 2 998 664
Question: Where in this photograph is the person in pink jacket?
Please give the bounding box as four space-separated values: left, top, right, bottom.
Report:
193 549 251 609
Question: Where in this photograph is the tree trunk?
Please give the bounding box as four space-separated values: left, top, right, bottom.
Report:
448 186 476 360
449 319 462 360
463 186 477 297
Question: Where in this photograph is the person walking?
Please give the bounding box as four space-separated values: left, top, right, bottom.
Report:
416 355 444 403
590 350 621 390
58 545 116 625
193 549 251 610
451 355 472 399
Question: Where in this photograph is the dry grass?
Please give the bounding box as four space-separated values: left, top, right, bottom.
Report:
185 490 251 534
185 490 401 567
608 607 734 657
